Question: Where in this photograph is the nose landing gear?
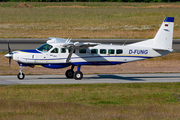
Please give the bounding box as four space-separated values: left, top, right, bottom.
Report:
17 66 25 80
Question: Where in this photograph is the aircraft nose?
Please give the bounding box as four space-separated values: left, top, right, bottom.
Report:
4 53 13 58
4 52 14 65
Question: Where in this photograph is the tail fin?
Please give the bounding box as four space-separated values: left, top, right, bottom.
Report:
153 17 174 50
127 17 174 51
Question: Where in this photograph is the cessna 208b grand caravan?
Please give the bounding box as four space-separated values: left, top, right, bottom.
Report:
5 17 174 80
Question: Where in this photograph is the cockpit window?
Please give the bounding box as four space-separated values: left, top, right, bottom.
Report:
37 43 53 53
51 48 58 53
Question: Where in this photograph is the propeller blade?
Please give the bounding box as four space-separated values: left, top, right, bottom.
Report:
9 58 11 67
8 40 11 54
6 40 12 67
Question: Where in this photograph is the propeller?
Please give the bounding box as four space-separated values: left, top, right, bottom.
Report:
4 40 13 66
8 40 11 65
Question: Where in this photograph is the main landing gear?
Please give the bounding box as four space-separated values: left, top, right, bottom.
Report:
65 65 83 80
17 66 25 80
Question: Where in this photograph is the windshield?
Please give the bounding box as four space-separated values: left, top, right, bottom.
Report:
37 43 53 53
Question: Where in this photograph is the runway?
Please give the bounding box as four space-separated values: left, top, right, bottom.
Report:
0 73 180 85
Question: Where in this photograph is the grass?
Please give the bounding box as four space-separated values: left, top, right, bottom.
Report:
0 2 180 38
0 83 180 119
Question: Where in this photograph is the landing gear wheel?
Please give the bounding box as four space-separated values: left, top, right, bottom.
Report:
65 69 74 78
17 73 25 80
74 71 83 80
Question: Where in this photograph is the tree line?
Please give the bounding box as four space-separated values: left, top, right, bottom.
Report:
0 0 178 2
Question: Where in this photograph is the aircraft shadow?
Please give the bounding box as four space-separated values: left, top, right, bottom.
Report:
84 74 145 81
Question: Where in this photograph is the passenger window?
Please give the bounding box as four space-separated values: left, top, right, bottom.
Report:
61 48 66 53
68 48 75 53
100 49 106 54
91 49 98 54
79 49 86 53
116 49 123 54
108 49 114 54
51 48 58 53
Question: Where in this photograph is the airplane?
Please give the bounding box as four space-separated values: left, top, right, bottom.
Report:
4 17 174 80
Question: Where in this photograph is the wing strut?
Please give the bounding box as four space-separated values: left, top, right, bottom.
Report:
66 47 75 63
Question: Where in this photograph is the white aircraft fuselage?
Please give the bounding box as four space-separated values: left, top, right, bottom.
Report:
13 42 170 68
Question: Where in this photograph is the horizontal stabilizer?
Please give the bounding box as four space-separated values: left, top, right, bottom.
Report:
152 48 173 52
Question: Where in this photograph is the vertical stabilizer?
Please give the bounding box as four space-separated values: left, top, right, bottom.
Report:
153 17 174 50
127 17 174 51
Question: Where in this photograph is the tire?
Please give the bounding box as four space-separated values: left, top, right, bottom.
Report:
17 73 25 80
74 71 83 80
65 69 74 78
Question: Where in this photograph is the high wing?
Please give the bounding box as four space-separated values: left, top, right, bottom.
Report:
47 37 100 63
47 37 100 48
62 42 100 48
47 37 71 44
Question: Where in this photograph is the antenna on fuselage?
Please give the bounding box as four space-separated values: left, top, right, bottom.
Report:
65 38 72 43
123 40 127 46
